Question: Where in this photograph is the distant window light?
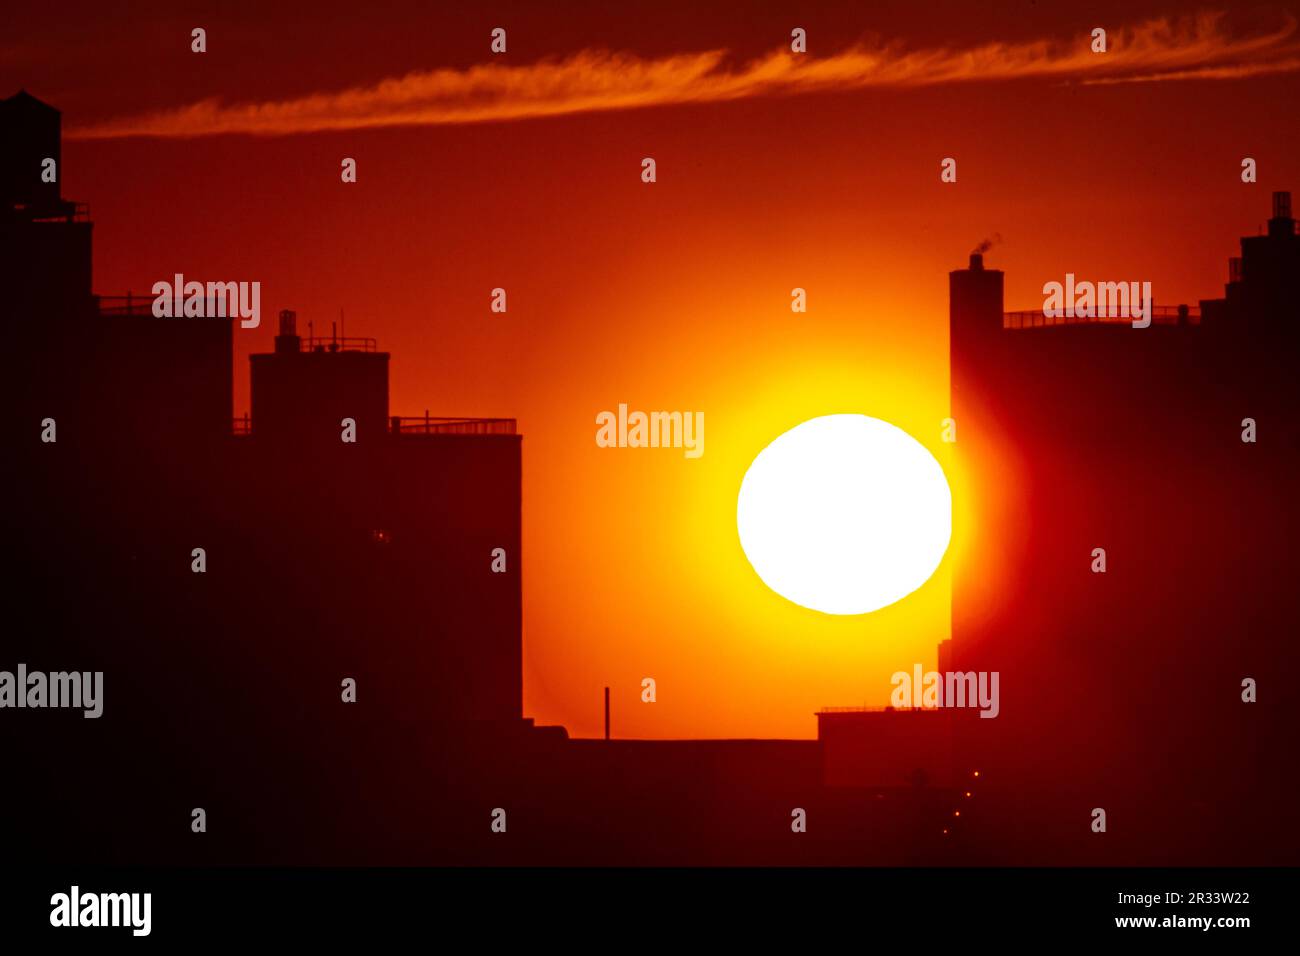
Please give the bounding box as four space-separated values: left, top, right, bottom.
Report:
371 529 392 545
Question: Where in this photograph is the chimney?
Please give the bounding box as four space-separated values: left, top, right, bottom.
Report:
950 253 1004 349
1273 191 1291 220
1268 190 1294 238
275 309 300 355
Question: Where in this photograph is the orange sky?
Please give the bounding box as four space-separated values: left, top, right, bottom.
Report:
7 1 1299 737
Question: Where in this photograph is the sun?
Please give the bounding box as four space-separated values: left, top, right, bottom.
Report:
737 414 952 615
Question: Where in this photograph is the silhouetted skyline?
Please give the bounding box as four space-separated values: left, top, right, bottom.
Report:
5 86 1297 864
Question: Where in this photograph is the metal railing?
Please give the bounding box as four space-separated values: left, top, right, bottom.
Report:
817 706 947 715
96 294 252 318
1004 305 1200 329
294 334 377 353
95 294 158 316
391 415 516 436
11 200 89 223
230 415 516 437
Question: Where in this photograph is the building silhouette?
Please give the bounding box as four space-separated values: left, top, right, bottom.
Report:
3 92 535 862
5 91 1295 865
947 193 1299 864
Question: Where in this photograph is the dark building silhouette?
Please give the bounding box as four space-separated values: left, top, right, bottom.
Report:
2 92 231 466
3 93 533 863
4 95 957 866
7 91 1294 867
947 192 1300 864
1201 190 1300 334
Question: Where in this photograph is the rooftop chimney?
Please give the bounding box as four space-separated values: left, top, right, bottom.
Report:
275 309 300 355
1273 191 1291 220
950 252 1004 348
1269 191 1295 238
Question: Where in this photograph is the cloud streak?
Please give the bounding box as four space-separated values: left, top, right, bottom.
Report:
68 12 1300 140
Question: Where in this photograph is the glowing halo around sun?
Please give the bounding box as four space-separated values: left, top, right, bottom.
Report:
737 414 952 615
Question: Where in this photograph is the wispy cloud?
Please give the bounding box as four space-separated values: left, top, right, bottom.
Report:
68 12 1300 140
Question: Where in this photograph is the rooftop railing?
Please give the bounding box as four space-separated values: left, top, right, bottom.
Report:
95 294 158 316
293 335 377 353
390 415 516 436
96 294 246 318
816 706 948 715
230 414 517 437
1004 305 1200 329
9 200 89 223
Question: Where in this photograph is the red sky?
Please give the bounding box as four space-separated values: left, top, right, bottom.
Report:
6 1 1299 738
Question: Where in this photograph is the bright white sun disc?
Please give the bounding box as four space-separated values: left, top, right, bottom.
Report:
737 414 952 615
